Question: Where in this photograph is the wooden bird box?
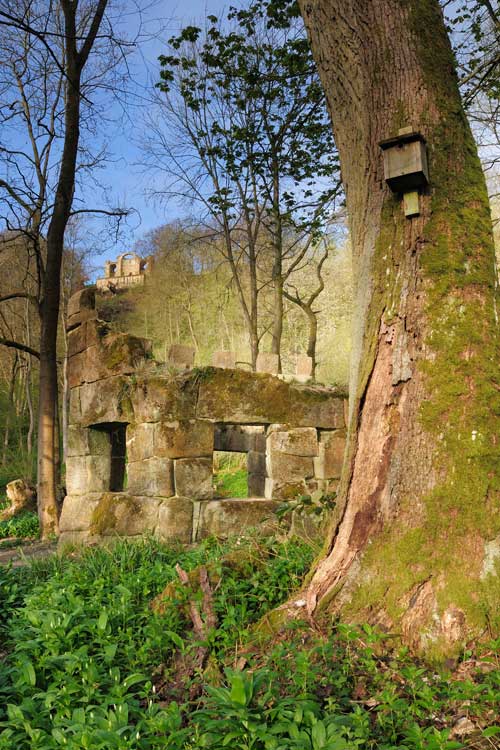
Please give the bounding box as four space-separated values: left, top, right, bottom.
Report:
379 131 429 193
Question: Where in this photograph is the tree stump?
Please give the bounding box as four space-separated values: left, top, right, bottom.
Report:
1 479 37 521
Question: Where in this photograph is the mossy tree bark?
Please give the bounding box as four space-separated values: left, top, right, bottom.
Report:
298 0 500 655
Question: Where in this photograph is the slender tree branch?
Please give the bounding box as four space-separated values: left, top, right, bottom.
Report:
0 337 40 358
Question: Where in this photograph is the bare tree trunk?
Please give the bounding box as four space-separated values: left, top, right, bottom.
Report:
25 362 34 457
248 244 260 371
284 248 326 381
270 168 284 372
1 356 18 466
249 327 259 371
24 299 34 457
299 0 500 654
284 294 319 379
271 273 284 372
37 0 108 538
38 282 62 536
185 304 200 353
305 306 318 378
37 107 79 536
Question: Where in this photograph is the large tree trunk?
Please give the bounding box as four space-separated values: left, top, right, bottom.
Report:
298 0 500 655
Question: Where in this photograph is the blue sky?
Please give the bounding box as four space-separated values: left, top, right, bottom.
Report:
87 0 231 272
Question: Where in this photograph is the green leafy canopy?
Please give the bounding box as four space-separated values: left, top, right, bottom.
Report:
157 0 340 236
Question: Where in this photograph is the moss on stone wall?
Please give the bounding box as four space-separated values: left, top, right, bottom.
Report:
101 332 150 371
90 493 140 536
196 367 345 427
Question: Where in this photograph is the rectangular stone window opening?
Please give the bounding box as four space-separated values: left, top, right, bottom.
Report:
90 422 128 492
213 424 266 499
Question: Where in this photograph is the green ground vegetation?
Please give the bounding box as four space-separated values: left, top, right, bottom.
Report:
0 534 499 749
213 452 248 498
0 499 39 548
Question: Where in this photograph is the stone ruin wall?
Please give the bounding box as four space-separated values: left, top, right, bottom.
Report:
59 286 348 547
96 252 152 291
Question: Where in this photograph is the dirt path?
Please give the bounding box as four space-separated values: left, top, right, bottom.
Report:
0 540 57 567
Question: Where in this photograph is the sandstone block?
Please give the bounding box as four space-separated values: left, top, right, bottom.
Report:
126 423 155 462
154 420 213 459
67 307 97 330
68 350 86 389
265 478 306 500
67 324 87 358
256 352 279 374
247 472 265 498
79 377 131 426
174 458 213 499
168 344 195 369
99 333 151 376
214 425 253 453
195 498 280 540
254 431 267 453
131 377 197 423
79 345 105 384
313 430 345 479
67 286 96 319
127 457 174 497
69 387 82 423
66 455 110 495
196 368 345 428
65 456 87 495
242 426 266 447
59 493 102 532
85 319 108 349
266 423 289 433
156 497 193 543
90 493 161 536
267 427 318 457
266 451 314 482
66 425 110 457
212 350 236 369
247 450 266 476
113 496 161 536
58 530 97 549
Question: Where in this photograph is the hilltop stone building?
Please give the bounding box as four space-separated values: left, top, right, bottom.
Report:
59 286 348 546
96 252 152 291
